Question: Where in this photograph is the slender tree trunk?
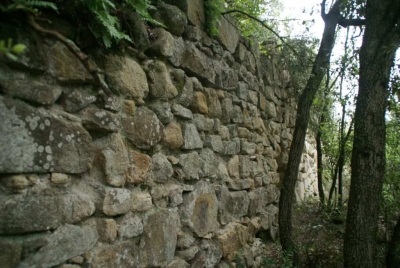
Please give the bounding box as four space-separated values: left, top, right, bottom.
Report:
316 116 326 207
387 217 400 267
328 161 339 207
338 104 346 207
278 0 342 263
343 0 400 266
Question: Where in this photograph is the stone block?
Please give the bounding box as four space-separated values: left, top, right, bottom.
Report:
103 188 132 216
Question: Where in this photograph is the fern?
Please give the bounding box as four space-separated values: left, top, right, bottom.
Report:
124 0 165 27
0 0 57 13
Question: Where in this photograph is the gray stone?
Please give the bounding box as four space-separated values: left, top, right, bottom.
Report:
267 184 280 204
94 134 129 187
219 125 230 141
227 179 253 191
172 103 193 119
105 55 148 101
165 0 205 29
182 124 203 150
222 138 240 155
0 79 62 106
232 105 243 124
0 96 93 174
101 94 122 112
218 186 250 225
0 192 95 234
146 27 175 57
81 107 120 133
0 239 22 268
227 124 238 138
153 3 187 36
239 155 252 178
204 135 224 153
176 246 199 261
62 89 97 113
227 155 239 179
126 150 151 184
149 101 174 125
217 14 239 53
140 208 180 267
204 88 222 119
96 218 117 243
214 61 239 91
87 241 139 268
180 181 219 237
179 151 201 180
221 97 233 124
240 140 257 155
177 232 195 249
146 60 178 99
131 192 153 211
176 76 194 107
151 153 174 182
248 188 268 217
20 224 98 268
199 148 217 178
124 11 149 49
122 106 164 150
103 188 132 216
163 121 184 149
166 258 190 268
202 239 223 268
117 213 143 239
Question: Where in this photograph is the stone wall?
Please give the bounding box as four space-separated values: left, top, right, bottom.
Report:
0 1 318 267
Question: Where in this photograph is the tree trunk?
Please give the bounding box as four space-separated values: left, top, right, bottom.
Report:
343 0 400 266
387 217 400 267
278 0 342 263
316 117 326 207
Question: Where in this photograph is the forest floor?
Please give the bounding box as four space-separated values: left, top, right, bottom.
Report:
260 200 388 267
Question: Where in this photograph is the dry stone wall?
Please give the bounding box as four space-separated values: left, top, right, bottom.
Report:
0 1 318 267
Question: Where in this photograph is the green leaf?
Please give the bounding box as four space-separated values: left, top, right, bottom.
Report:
5 52 18 61
11 44 26 54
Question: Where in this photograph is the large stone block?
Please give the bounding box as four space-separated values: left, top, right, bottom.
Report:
146 60 178 99
164 0 205 29
153 3 187 36
151 153 174 182
126 150 151 184
81 107 120 133
204 88 222 119
87 241 139 268
218 186 250 225
0 96 93 174
140 208 180 267
163 122 184 149
103 188 132 216
182 124 203 150
217 15 239 53
179 151 201 180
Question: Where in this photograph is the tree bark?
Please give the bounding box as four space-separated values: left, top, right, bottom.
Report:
278 0 342 263
316 114 326 207
343 0 400 266
387 217 400 267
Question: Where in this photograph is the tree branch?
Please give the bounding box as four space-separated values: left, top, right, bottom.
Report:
27 14 112 96
338 18 366 27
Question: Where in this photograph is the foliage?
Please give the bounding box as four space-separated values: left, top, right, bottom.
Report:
0 0 58 13
123 0 165 27
204 0 225 36
0 38 26 61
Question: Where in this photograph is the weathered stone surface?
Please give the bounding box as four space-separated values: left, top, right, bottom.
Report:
199 148 216 178
172 103 193 119
165 0 205 29
117 213 143 239
151 153 174 182
232 105 244 124
131 192 153 212
140 208 180 267
217 222 250 261
227 179 253 191
182 124 203 150
149 101 174 124
267 184 280 204
202 239 223 268
103 188 132 216
177 232 195 249
0 96 93 174
105 55 148 101
101 94 122 112
62 89 97 113
81 107 120 133
163 122 184 149
3 174 30 189
227 155 239 180
47 41 92 83
146 60 178 99
0 239 22 268
87 241 139 268
0 79 62 106
20 224 98 268
204 135 224 153
239 155 252 178
122 99 136 116
96 218 117 243
126 150 151 184
221 97 233 124
219 187 250 225
248 188 268 217
204 88 222 119
146 27 175 57
153 3 187 36
176 76 194 107
166 258 190 268
217 14 239 53
176 246 199 261
94 134 129 187
51 172 69 185
241 140 257 155
179 151 201 180
222 138 240 155
0 192 95 234
180 181 219 237
122 106 164 150
191 91 208 114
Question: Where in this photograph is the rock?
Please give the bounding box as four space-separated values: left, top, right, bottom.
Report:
214 61 239 91
131 192 153 212
204 88 222 119
140 208 180 267
100 94 122 112
146 60 178 99
122 100 136 116
122 106 164 150
61 89 97 113
217 14 239 53
182 124 203 150
227 179 253 191
179 152 201 180
103 188 132 216
0 79 62 106
126 150 151 184
149 101 174 125
153 3 187 36
47 41 92 83
117 213 143 239
51 173 69 185
204 135 224 154
180 181 219 237
105 55 148 101
81 107 120 133
177 232 195 249
0 96 93 174
151 153 174 182
0 192 95 234
176 246 199 261
199 148 217 178
267 184 280 204
87 241 139 268
201 239 223 268
221 97 233 124
0 239 22 268
163 122 184 149
239 155 252 178
172 103 193 119
191 91 209 114
96 218 117 243
146 27 175 57
176 76 194 107
241 140 257 155
219 125 230 140
20 224 98 268
3 174 30 189
218 187 250 225
232 105 243 124
227 155 239 179
222 138 241 155
165 0 205 29
217 222 250 261
248 188 268 217
166 258 190 268
94 134 129 187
